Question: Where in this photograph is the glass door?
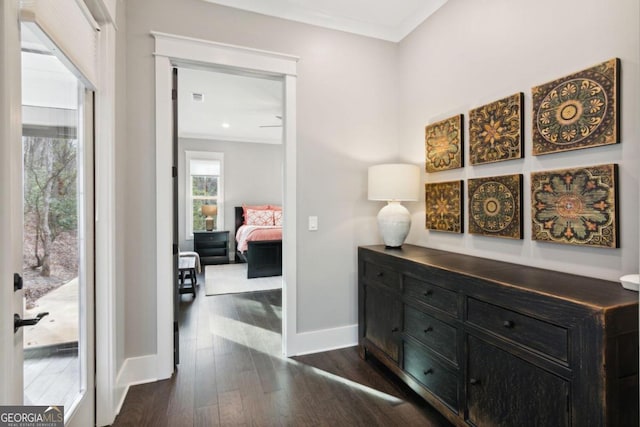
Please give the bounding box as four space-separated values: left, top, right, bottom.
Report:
20 23 95 424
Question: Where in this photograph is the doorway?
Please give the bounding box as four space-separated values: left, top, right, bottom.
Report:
153 33 299 378
177 66 284 302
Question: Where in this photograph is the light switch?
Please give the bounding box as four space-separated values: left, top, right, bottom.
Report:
308 216 318 231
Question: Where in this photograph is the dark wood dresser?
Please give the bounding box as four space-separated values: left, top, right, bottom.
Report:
358 244 638 426
193 231 229 265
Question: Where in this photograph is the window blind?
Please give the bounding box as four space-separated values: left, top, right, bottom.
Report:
20 0 99 88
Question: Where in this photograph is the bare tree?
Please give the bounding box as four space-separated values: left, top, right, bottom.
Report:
23 136 77 277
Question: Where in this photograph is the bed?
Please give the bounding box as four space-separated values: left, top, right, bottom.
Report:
234 206 282 279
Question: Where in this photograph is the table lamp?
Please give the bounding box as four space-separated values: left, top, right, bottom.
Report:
201 204 218 231
368 164 420 248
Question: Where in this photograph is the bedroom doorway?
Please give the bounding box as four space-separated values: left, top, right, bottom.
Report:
174 65 285 358
154 33 298 376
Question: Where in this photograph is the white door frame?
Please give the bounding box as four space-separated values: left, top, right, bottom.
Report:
153 32 299 379
0 0 24 405
1 3 104 424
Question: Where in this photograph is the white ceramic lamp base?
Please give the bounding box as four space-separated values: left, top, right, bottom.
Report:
377 201 411 248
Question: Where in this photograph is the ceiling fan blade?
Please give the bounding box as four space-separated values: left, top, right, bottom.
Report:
259 115 283 127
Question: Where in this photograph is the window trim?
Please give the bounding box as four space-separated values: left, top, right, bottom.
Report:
185 150 224 239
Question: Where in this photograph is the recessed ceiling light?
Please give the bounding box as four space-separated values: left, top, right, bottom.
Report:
221 122 230 128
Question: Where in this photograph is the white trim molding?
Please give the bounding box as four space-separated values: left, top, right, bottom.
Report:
289 324 358 357
116 354 160 389
154 52 174 381
152 32 298 76
153 32 299 383
282 73 297 357
94 21 118 427
0 0 24 406
112 354 160 417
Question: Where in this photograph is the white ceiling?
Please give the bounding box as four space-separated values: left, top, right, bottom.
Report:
181 1 448 142
178 68 283 144
202 0 448 42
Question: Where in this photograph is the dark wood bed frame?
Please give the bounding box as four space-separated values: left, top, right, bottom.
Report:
234 206 282 279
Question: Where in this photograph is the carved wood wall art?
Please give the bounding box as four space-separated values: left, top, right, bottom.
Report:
468 174 522 239
531 164 618 248
532 59 619 155
469 93 524 165
425 180 463 233
425 114 464 172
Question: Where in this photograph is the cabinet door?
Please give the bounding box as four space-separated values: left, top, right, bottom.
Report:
467 336 569 427
364 284 401 362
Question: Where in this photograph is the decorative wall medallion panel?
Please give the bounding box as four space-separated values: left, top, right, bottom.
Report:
425 180 463 233
425 114 464 172
532 58 619 155
469 93 524 164
468 174 522 239
531 164 618 248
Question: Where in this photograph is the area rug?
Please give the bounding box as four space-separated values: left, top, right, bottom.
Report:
205 263 282 296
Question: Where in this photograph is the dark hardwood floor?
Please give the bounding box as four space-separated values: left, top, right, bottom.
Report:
112 277 452 426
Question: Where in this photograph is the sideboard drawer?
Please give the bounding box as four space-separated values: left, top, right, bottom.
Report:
467 297 568 362
404 341 458 410
363 262 400 291
404 276 458 315
405 305 457 364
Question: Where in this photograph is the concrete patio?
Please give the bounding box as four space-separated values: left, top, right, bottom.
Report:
24 278 78 349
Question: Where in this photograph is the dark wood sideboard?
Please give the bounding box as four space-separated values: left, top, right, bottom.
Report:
358 244 639 426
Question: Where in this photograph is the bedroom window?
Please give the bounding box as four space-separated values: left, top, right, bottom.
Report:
186 151 224 238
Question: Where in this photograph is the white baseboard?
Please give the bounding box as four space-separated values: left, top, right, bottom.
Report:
113 354 159 416
288 323 358 357
116 354 159 387
112 383 128 422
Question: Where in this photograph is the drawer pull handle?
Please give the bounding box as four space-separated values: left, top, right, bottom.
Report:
503 320 514 328
391 327 399 333
376 272 384 277
469 378 480 385
423 290 433 297
423 327 433 333
423 368 434 375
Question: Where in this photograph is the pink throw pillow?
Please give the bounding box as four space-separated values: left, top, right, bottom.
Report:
246 209 274 226
242 204 270 224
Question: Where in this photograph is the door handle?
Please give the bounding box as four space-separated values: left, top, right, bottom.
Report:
14 312 49 333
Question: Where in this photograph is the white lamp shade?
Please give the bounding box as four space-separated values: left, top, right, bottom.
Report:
368 164 420 201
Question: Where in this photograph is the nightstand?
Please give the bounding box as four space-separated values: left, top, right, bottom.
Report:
193 231 230 265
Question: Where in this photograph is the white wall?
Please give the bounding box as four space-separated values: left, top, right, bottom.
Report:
178 138 283 254
114 0 127 374
398 0 640 281
118 0 639 364
123 0 398 357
